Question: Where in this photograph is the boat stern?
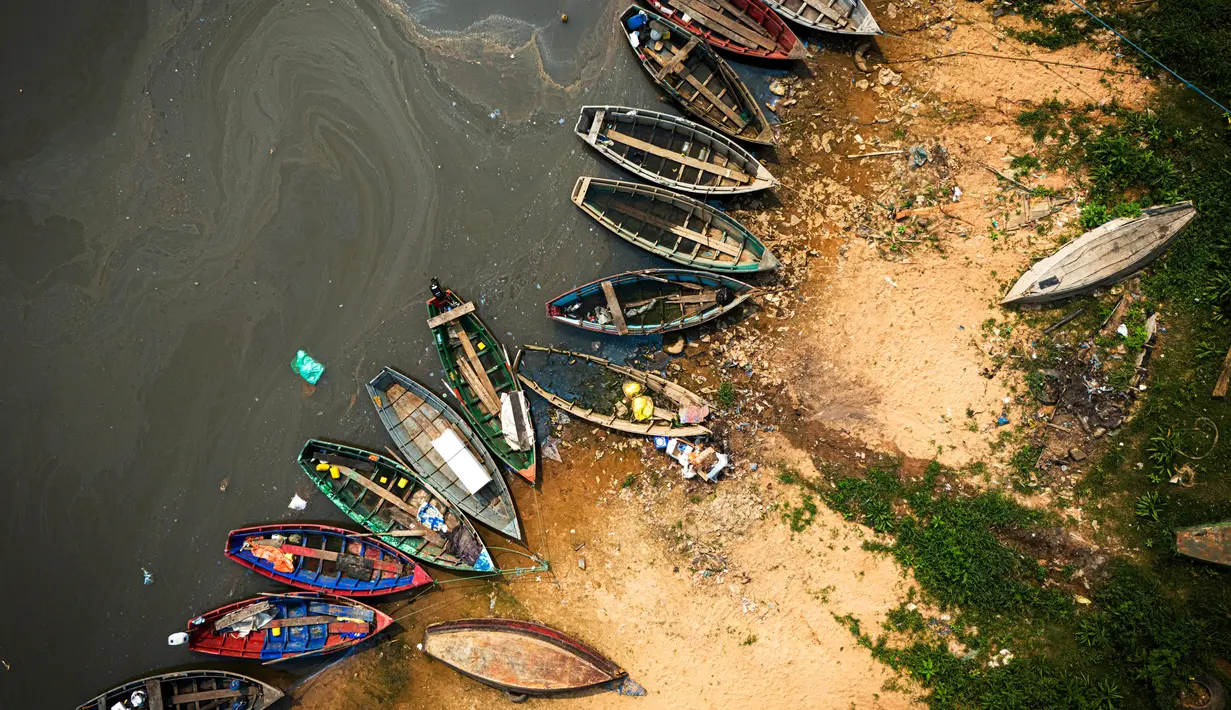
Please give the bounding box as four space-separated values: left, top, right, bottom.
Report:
786 37 809 61
410 563 435 589
514 461 537 485
757 248 781 272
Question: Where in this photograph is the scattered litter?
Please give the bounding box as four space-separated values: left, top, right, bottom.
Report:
578 557 587 570
288 494 308 511
610 677 647 696
142 567 154 585
489 108 501 119
908 145 929 168
997 414 1010 426
769 80 787 96
884 276 898 288
292 350 325 385
952 186 963 202
542 437 563 462
1116 323 1129 337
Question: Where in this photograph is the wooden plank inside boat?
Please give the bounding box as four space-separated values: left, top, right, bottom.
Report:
605 128 751 182
654 36 700 80
587 109 605 141
338 468 447 548
675 0 777 50
452 325 502 414
170 689 245 705
600 280 630 334
426 301 475 329
144 680 164 709
799 0 852 23
600 199 743 257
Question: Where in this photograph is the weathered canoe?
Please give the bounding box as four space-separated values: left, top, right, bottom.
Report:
1001 201 1196 306
427 280 537 485
298 439 498 573
516 344 712 438
77 670 283 710
573 177 777 273
575 106 777 196
368 367 522 540
1176 521 1231 567
620 6 774 145
647 0 807 60
226 523 434 597
764 0 881 35
187 592 391 662
424 618 627 696
546 269 757 336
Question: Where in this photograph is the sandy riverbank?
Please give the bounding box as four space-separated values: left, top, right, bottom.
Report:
291 1 1160 707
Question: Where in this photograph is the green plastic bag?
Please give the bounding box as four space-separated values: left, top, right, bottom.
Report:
292 349 325 385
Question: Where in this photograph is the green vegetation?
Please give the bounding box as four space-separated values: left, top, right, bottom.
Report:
716 381 736 407
802 459 1231 709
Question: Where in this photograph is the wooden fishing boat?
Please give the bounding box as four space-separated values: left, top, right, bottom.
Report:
424 618 627 696
546 269 757 336
619 6 774 145
764 0 881 35
298 439 498 573
427 280 537 485
1001 201 1196 306
77 670 283 710
515 344 712 438
575 106 777 196
1176 521 1231 567
187 592 391 663
225 523 434 597
647 0 807 60
368 367 522 539
573 176 778 273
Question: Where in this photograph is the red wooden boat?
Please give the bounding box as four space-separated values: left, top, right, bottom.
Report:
187 592 392 662
226 523 433 597
647 0 807 61
424 618 627 696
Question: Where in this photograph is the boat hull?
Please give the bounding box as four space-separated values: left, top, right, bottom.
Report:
187 592 392 662
225 523 433 596
368 367 523 539
619 6 774 145
647 0 807 60
424 618 626 695
573 176 777 273
575 106 777 196
298 439 499 573
77 670 283 710
547 268 757 335
1002 202 1196 306
764 0 881 35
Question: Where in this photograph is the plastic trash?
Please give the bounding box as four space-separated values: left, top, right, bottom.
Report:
130 690 148 706
705 453 730 482
1116 323 1129 337
417 502 447 532
542 437 563 463
653 436 669 450
623 381 642 399
167 632 189 646
288 494 307 510
141 567 154 585
909 145 929 169
292 350 325 385
997 414 1010 426
631 396 654 421
626 12 647 30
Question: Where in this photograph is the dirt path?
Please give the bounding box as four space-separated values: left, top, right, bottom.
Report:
293 1 1161 707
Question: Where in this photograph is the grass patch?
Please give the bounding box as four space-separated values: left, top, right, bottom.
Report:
716 381 736 407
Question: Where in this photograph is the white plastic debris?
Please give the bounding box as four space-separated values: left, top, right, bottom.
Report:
288 494 307 511
1116 323 1129 337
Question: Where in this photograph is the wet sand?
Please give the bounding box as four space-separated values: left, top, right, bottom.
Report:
0 0 671 705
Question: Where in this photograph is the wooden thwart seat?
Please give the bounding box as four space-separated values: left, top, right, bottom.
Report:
601 199 742 257
426 301 476 329
605 128 751 183
600 280 629 334
675 0 777 50
654 36 701 81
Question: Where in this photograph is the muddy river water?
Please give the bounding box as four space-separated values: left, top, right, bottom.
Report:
0 0 712 704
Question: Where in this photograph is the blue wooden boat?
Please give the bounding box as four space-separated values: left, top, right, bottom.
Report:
226 523 434 597
547 269 758 335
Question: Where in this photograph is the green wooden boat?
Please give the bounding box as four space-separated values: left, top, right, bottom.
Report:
427 279 537 484
1176 521 1231 567
572 177 778 274
297 439 498 573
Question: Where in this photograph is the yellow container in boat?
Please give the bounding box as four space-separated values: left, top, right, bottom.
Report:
330 465 340 479
272 627 281 637
397 478 408 489
316 462 330 472
379 476 388 484
632 396 654 421
623 381 642 399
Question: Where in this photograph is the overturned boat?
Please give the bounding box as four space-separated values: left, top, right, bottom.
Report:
1001 201 1196 306
1176 521 1231 567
